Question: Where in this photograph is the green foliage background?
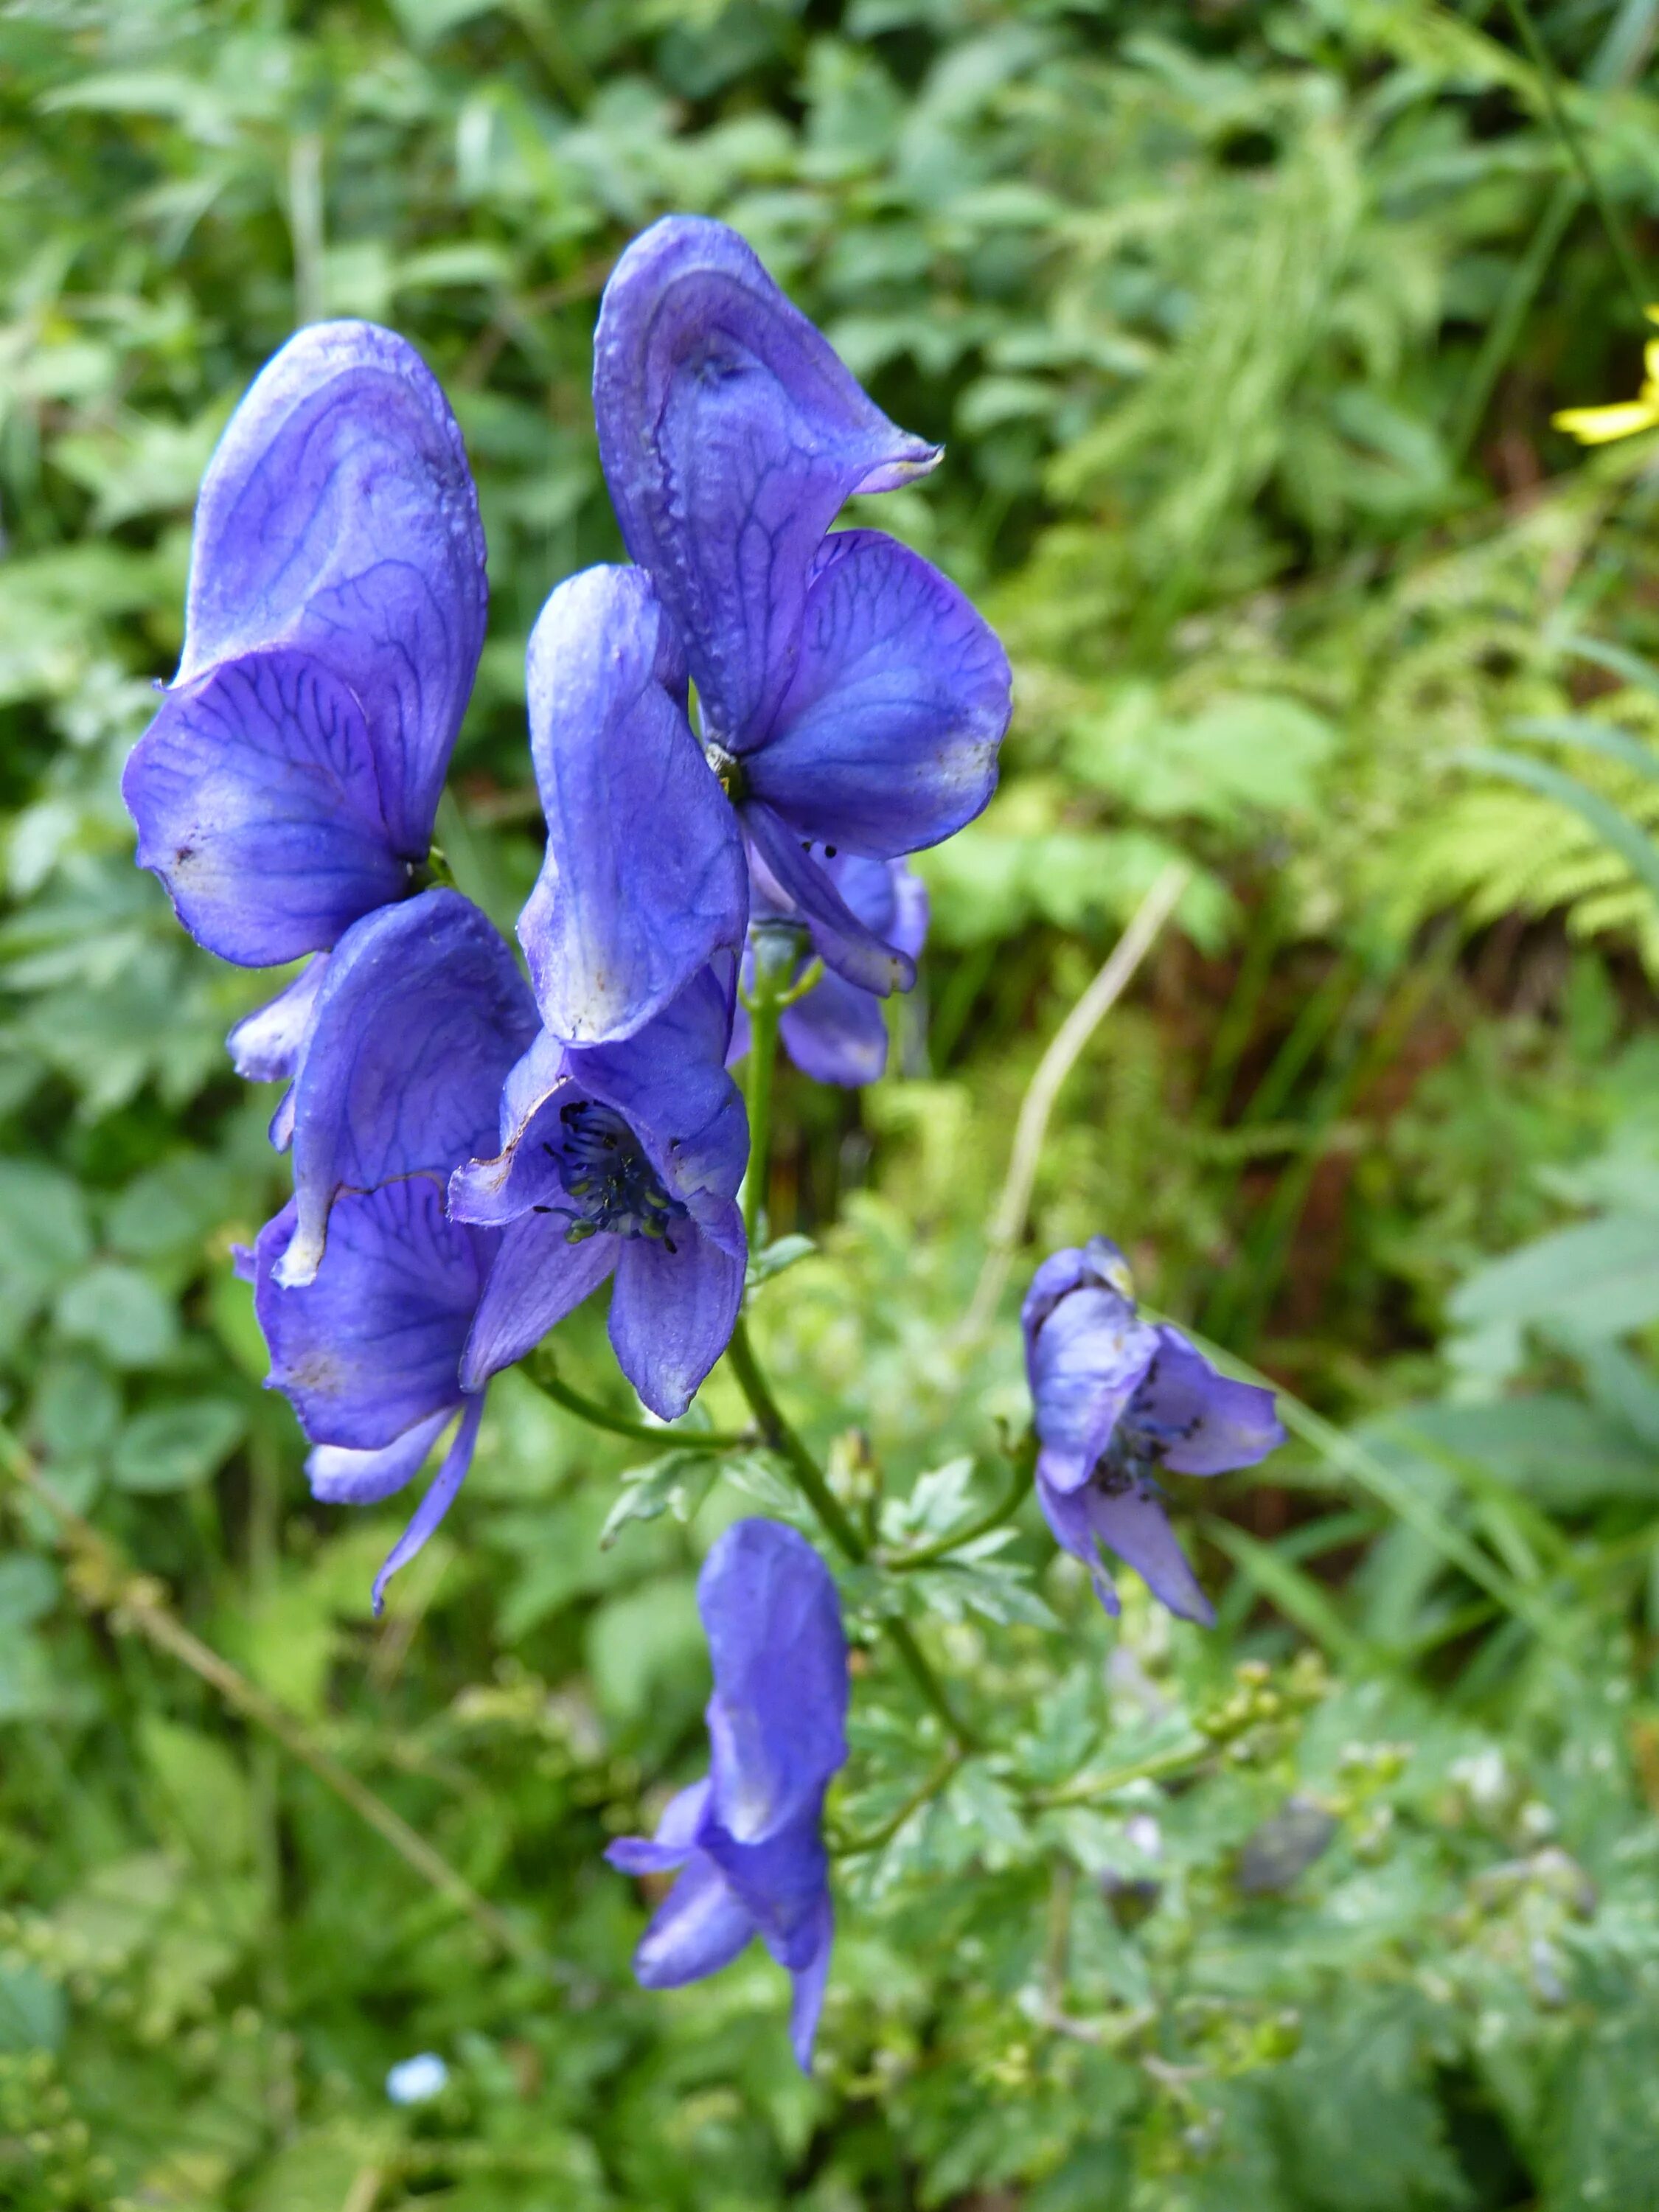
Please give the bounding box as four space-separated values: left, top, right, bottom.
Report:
8 1 1659 2205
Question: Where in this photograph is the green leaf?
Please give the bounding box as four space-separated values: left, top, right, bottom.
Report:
29 1351 120 1468
0 1158 91 1348
112 1399 245 1492
53 1262 178 1369
585 1574 706 1726
599 1450 720 1548
907 1555 1057 1630
0 1961 66 2054
1382 1397 1659 1509
0 1554 60 1630
139 1716 254 1873
745 1233 818 1290
1450 1211 1659 1338
1457 747 1659 911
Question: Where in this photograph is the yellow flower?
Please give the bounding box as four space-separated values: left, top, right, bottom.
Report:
1554 307 1659 444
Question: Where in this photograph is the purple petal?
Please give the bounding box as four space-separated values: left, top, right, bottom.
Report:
609 1231 745 1422
447 1032 574 1228
177 319 486 857
745 805 914 995
889 861 930 964
605 1779 712 1876
780 970 889 1087
1028 1284 1158 1495
278 890 535 1288
518 566 747 1046
632 1852 757 1988
744 854 925 1086
227 955 330 1081
458 1211 618 1390
254 1183 493 1450
1020 1237 1135 1353
307 1408 452 1503
593 216 939 752
123 650 408 965
1130 1326 1285 1476
746 531 1009 855
1036 1474 1122 1616
786 1893 834 2072
698 1520 848 1844
370 1392 486 1615
1086 1478 1214 1629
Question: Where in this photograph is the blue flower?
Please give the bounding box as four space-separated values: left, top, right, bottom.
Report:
606 1519 848 2070
122 320 487 1096
518 217 1011 1047
731 852 929 1088
448 964 748 1421
1022 1238 1285 1625
243 889 537 1611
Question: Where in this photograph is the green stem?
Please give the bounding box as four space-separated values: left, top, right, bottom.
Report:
1026 1733 1210 1812
741 966 783 1255
729 968 979 1750
726 1318 977 1745
830 1749 963 1857
883 1437 1034 1571
726 1317 868 1559
1501 0 1648 324
526 1357 754 1453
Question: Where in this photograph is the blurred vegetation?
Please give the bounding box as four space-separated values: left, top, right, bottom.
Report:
8 0 1659 2205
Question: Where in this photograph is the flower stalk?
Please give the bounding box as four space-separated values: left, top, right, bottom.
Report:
526 1352 754 1453
732 952 981 1753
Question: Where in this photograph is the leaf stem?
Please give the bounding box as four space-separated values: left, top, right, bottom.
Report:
526 1354 754 1453
1026 1733 1211 1812
883 1436 1035 1571
830 1748 964 1857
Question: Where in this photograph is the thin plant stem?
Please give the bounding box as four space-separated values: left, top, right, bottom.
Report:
830 1748 964 1857
1026 1733 1211 1812
1501 0 1648 324
883 1437 1035 1571
526 1354 754 1452
961 862 1190 1340
730 959 980 1752
728 1321 978 1749
0 1424 559 1980
726 1317 865 1561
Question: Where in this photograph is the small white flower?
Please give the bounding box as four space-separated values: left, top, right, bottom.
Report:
386 2052 448 2106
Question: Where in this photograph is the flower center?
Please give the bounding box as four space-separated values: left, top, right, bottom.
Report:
539 1100 688 1250
704 740 748 803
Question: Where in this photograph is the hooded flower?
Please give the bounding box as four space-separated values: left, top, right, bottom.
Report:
122 319 488 1093
606 1518 849 2070
519 216 1011 1047
1023 1237 1284 1626
448 964 748 1421
244 889 538 1610
731 851 929 1088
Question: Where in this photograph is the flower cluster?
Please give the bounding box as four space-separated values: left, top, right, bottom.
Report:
124 220 1281 2073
